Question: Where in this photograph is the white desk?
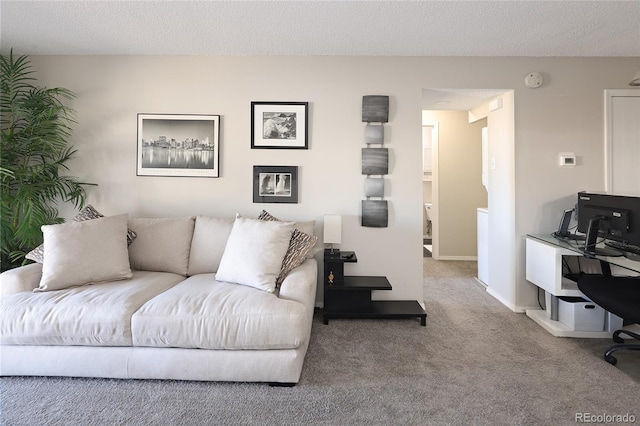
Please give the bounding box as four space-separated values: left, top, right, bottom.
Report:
525 234 640 338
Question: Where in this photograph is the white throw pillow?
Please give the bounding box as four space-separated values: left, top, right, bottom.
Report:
256 210 318 283
187 216 235 275
36 214 133 292
127 217 195 276
25 204 137 263
216 217 294 292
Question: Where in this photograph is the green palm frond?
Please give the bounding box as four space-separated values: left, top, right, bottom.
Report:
1 50 95 271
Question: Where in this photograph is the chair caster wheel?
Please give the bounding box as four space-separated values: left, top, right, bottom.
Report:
605 355 618 365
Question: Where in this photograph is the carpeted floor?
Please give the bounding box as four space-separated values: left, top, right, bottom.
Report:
1 258 638 425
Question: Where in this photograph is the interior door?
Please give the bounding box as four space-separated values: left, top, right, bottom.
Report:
605 90 640 195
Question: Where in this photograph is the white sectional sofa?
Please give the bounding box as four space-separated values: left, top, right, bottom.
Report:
0 209 318 385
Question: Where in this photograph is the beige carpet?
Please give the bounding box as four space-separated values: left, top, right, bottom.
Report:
1 258 638 425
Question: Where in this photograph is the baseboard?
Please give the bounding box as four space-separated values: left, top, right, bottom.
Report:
473 277 487 288
486 288 526 313
434 255 478 261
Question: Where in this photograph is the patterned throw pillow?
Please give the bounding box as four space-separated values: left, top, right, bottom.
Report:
257 210 318 285
25 205 137 263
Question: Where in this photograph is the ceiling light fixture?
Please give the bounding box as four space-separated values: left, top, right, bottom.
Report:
630 71 640 86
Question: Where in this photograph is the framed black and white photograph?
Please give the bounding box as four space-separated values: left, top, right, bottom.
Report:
251 102 308 149
253 166 298 203
137 114 220 177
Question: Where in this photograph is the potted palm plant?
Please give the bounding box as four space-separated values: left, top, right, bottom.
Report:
1 51 94 271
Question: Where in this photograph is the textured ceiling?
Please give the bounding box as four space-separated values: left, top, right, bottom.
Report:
1 0 640 57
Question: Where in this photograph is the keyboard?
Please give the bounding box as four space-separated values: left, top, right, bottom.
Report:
604 240 640 256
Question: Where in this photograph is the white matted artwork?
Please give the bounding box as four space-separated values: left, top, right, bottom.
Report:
251 102 308 149
137 114 220 178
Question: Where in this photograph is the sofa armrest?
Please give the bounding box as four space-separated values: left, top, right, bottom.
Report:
0 263 43 297
278 258 318 306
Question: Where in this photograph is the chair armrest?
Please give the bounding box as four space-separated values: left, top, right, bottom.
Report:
0 263 43 297
278 258 318 306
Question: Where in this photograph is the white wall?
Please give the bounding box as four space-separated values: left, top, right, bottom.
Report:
30 56 640 311
31 56 425 305
486 91 517 310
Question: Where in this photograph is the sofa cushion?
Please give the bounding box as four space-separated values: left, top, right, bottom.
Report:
131 274 308 350
187 216 235 275
215 217 293 293
128 217 195 276
1 271 185 346
26 205 137 263
36 214 133 292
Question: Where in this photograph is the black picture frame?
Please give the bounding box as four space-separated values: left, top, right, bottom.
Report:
251 102 309 149
137 113 221 177
253 165 299 203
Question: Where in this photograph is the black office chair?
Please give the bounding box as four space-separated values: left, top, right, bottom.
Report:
577 275 640 365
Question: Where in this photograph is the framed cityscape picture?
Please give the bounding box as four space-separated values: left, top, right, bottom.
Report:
137 114 220 178
253 165 299 203
251 102 308 149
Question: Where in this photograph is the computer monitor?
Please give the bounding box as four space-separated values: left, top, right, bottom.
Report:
577 191 640 254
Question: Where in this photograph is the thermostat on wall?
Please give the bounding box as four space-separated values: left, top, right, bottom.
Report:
559 152 576 167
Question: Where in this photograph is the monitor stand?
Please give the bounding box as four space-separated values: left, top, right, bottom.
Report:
552 232 585 241
583 247 624 258
583 216 623 258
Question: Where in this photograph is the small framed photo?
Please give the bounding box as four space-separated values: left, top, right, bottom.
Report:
251 102 308 149
137 114 220 177
253 166 298 204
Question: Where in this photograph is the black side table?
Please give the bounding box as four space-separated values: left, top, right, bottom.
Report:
322 249 427 326
323 249 357 286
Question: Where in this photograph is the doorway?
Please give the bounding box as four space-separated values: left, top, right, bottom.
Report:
422 124 435 258
421 89 515 303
